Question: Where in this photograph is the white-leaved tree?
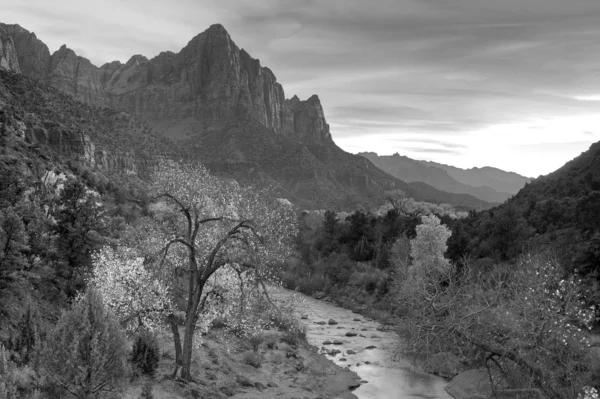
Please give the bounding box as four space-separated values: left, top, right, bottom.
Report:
94 160 297 381
409 214 452 276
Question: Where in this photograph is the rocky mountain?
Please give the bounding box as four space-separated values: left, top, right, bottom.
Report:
359 152 524 203
419 160 531 195
0 22 493 210
0 26 20 73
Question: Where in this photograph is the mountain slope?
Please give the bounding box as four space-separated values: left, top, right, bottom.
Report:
0 22 493 210
360 152 514 203
447 140 600 279
420 160 531 194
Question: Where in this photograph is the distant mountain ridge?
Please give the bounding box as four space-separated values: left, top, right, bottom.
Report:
420 160 532 195
359 152 530 204
0 22 493 210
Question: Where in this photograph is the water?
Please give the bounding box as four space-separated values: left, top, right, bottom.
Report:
276 290 453 399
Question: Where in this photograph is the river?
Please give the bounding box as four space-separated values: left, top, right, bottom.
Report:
283 291 453 399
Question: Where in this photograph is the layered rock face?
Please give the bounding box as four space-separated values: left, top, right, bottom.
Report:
0 26 20 73
1 23 331 145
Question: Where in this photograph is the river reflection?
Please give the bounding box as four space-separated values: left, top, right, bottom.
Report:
276 290 452 399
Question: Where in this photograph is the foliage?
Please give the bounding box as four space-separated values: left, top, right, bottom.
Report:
130 332 160 376
90 246 172 334
410 214 452 276
39 289 128 399
94 160 298 380
139 382 154 399
394 252 599 398
7 301 42 366
242 351 262 368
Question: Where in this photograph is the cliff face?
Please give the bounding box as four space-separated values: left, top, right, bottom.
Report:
0 26 20 73
0 23 48 79
1 23 331 144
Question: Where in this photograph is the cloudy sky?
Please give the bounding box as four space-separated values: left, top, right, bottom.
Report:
5 0 600 177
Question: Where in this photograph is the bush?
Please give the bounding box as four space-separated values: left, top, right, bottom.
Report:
131 331 160 376
264 335 277 349
248 333 264 353
139 382 154 399
280 328 307 348
242 351 262 368
39 289 128 399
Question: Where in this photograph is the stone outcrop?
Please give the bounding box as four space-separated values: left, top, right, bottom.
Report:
0 26 20 73
0 23 48 79
1 23 331 145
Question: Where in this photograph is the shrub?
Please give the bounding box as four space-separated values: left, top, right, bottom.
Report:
242 351 262 368
139 382 154 399
248 334 264 353
131 331 160 376
280 327 307 348
264 335 277 349
39 289 128 398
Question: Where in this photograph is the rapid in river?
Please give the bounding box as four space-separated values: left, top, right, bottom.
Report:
281 290 453 399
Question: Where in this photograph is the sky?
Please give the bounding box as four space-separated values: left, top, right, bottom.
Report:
4 0 600 177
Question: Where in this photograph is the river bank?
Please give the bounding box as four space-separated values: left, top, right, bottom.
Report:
120 322 362 399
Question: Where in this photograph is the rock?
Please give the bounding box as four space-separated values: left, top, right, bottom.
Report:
365 345 377 350
300 315 308 319
255 382 266 391
353 318 361 322
444 369 494 399
0 28 20 73
333 340 344 345
337 326 344 329
345 332 358 337
219 386 235 397
327 349 342 356
267 382 278 388
205 371 217 380
361 328 368 331
360 380 368 384
370 335 381 339
236 375 254 387
328 318 338 325
364 361 371 364
315 321 327 325
359 335 366 338
419 352 466 379
346 350 356 355
323 340 333 345
339 357 347 361
314 292 326 300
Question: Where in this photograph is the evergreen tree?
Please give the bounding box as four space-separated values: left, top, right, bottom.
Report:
39 289 128 399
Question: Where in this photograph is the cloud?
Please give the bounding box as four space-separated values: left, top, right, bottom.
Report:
4 0 600 176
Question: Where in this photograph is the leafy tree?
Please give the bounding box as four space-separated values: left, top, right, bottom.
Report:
395 253 599 399
410 214 452 275
104 161 297 381
39 289 128 399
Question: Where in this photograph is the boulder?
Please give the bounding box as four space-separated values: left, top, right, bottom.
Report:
328 318 338 325
236 375 254 387
445 369 516 399
345 332 358 337
419 352 466 379
314 292 326 300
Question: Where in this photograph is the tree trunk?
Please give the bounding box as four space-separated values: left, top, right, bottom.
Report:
169 314 182 367
180 279 206 381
